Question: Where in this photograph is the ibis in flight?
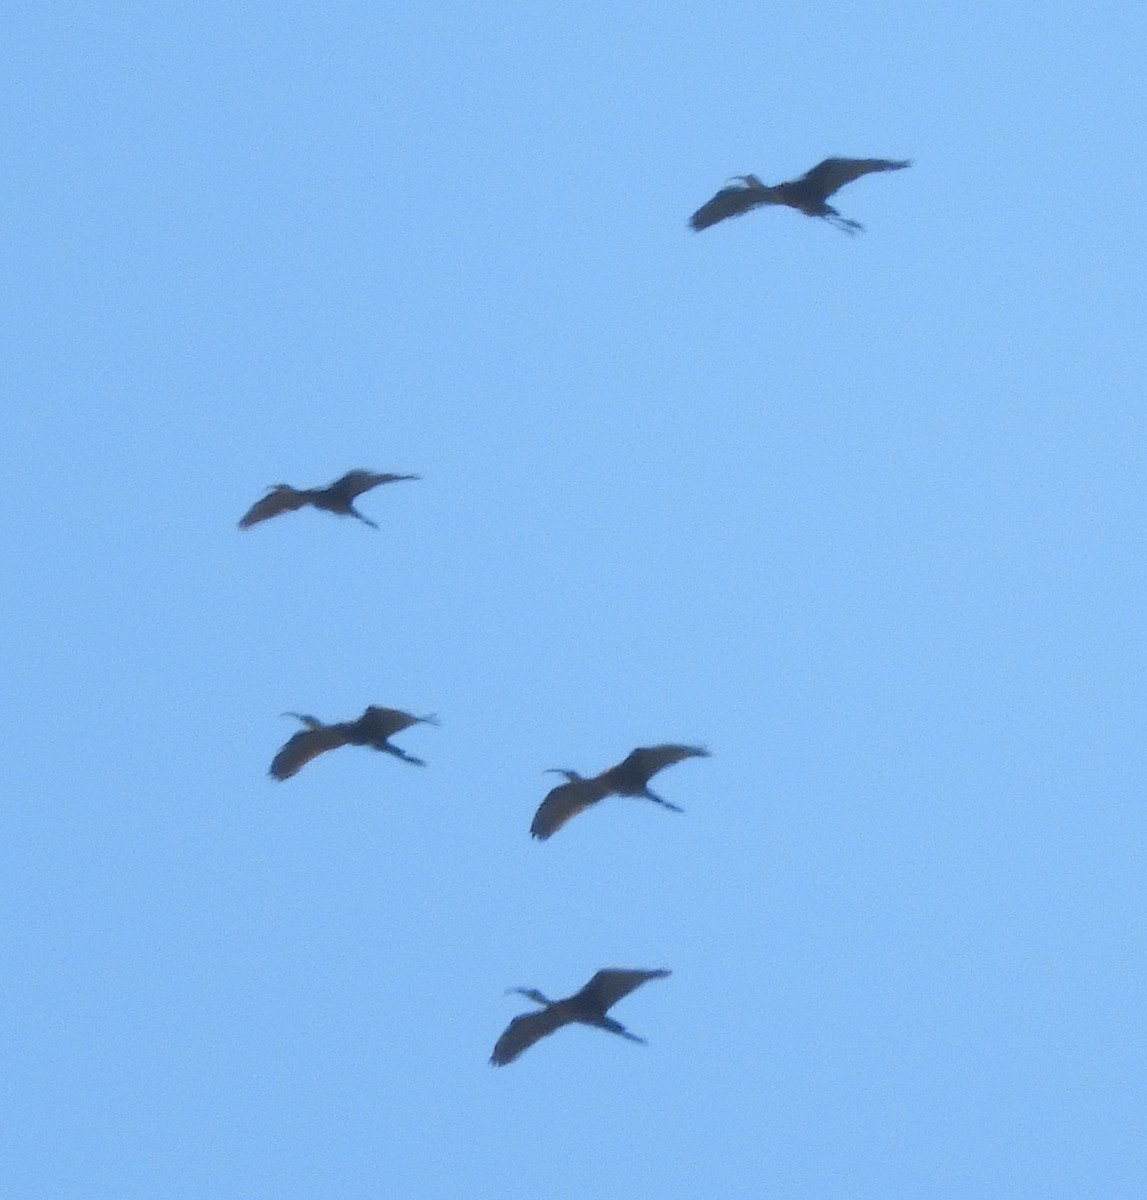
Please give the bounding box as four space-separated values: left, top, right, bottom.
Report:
268 706 438 780
530 744 710 840
238 469 419 530
490 968 671 1066
690 156 910 234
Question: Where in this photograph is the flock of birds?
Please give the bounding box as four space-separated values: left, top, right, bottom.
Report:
238 155 911 1066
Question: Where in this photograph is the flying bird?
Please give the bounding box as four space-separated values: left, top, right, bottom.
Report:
530 744 709 840
689 157 911 234
268 706 438 780
490 968 670 1066
238 469 419 529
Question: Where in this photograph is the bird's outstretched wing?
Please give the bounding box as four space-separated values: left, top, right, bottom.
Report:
237 485 309 529
269 723 351 780
357 706 438 739
329 470 421 502
490 1006 571 1066
689 180 773 231
617 744 710 782
578 968 671 1013
530 776 610 840
796 157 911 201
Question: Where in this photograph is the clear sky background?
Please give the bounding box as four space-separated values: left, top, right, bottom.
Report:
4 3 1145 1197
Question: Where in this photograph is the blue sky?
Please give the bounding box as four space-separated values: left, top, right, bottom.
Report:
4 3 1145 1197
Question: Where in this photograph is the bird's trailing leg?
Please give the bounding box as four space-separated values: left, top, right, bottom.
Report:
598 1016 646 1043
349 506 379 529
642 788 683 813
379 743 426 766
824 209 863 235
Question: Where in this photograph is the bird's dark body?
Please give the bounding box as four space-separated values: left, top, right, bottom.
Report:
269 705 438 780
600 748 685 796
689 156 911 234
774 180 833 217
490 968 670 1066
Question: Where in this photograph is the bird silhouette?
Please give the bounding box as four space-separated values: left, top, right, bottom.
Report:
530 744 709 840
268 706 438 780
490 968 670 1066
690 157 910 234
238 469 419 529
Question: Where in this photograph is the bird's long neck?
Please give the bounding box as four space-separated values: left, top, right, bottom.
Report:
514 988 552 1007
284 712 325 729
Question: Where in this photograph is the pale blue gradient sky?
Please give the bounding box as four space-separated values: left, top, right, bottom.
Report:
4 3 1145 1198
